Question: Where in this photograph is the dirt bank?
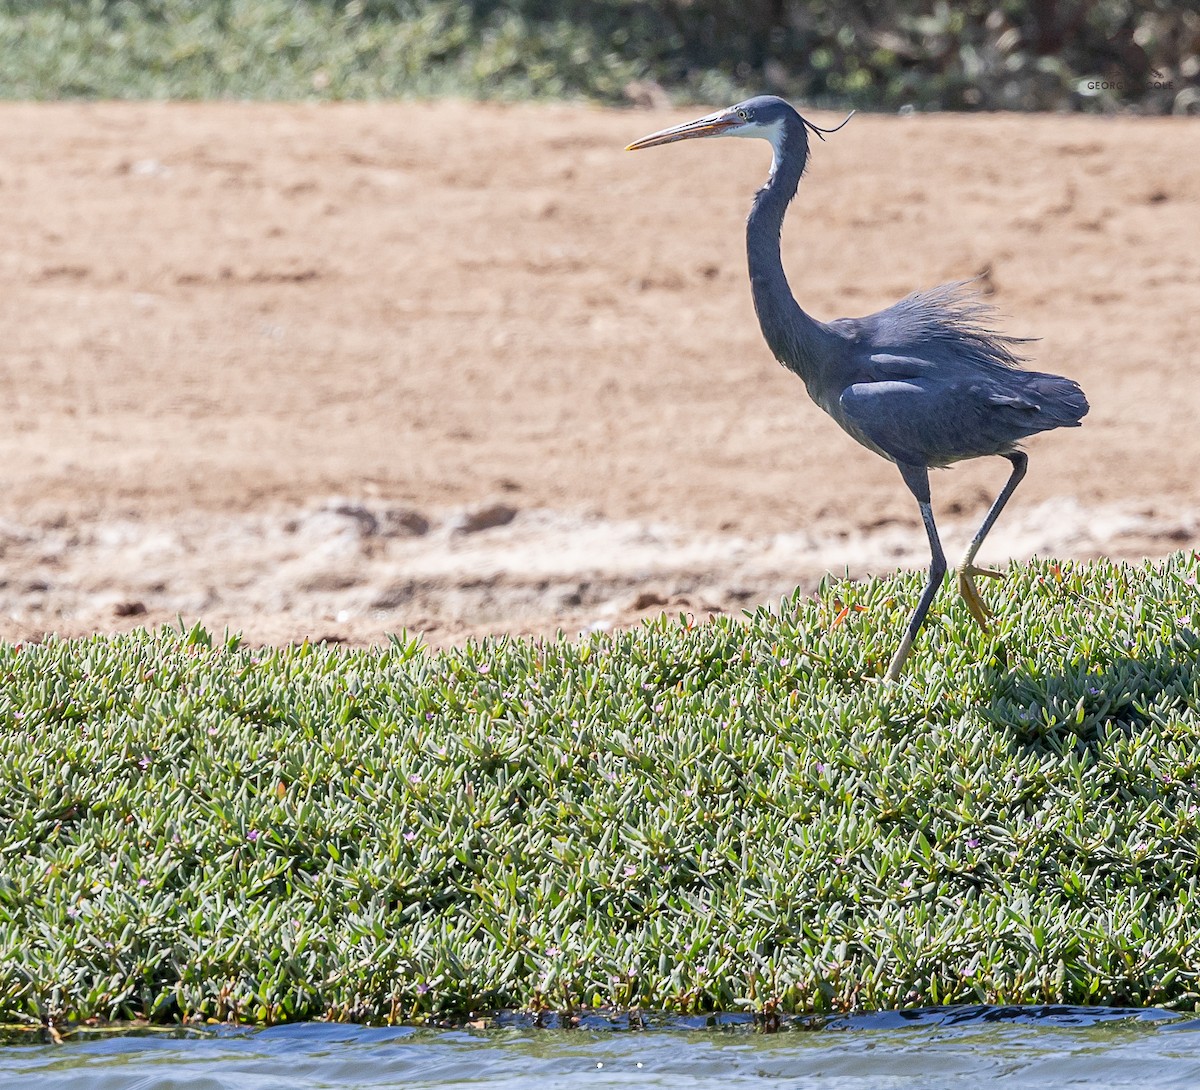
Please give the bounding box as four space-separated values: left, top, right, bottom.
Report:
0 102 1196 644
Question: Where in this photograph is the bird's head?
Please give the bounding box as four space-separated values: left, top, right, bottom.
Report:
625 96 852 171
624 96 793 150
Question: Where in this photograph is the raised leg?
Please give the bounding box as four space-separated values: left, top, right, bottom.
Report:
885 463 947 683
958 451 1028 628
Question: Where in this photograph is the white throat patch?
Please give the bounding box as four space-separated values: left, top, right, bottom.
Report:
729 118 787 175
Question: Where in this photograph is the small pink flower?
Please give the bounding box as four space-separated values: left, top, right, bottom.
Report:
247 829 260 842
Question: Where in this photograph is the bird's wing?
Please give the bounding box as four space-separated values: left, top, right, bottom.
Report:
838 371 1044 467
871 352 1052 407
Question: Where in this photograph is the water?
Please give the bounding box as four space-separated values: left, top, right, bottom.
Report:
3 1006 1200 1089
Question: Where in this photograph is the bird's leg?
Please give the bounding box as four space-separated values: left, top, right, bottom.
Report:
885 464 947 682
957 451 1028 629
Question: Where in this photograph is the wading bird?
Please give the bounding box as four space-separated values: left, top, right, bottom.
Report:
627 97 1088 681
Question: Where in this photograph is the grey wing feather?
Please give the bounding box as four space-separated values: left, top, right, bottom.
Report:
865 353 937 378
987 392 1039 409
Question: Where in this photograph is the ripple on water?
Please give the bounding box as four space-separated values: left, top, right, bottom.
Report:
1 1005 1199 1090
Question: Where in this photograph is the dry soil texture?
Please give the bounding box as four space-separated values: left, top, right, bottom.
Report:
0 101 1196 646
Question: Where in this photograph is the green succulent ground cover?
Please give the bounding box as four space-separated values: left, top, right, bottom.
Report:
2 553 1200 1029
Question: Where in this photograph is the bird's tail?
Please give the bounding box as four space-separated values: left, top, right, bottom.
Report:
1026 372 1090 428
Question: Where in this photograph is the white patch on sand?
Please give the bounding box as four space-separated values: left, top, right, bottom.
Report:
0 497 1191 646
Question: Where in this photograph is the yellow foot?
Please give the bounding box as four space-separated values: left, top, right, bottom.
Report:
957 564 1004 630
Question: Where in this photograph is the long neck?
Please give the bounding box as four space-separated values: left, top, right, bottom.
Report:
746 117 834 387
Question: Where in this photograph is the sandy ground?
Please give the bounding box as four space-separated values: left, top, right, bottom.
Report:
0 101 1197 646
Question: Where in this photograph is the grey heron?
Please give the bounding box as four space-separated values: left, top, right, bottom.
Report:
627 96 1089 681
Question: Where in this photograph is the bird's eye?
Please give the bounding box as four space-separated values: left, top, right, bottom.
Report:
737 109 749 121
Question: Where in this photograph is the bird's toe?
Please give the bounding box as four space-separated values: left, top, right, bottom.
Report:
957 569 994 631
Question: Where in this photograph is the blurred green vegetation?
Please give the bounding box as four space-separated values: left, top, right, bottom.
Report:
1 0 1196 110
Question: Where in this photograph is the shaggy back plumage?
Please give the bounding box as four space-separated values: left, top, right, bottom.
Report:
858 281 1029 372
